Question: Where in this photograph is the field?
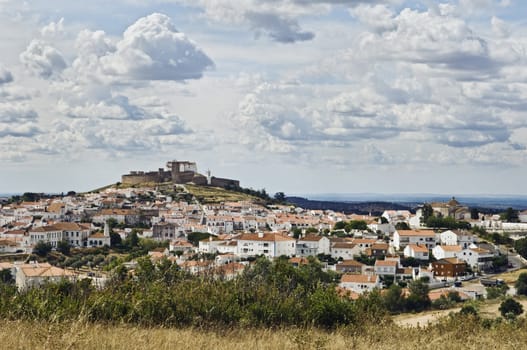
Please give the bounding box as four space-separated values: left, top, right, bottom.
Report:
1 316 526 350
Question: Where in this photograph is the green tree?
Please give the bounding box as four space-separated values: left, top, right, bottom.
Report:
56 240 71 255
273 192 286 203
486 284 509 299
405 279 431 312
395 222 410 230
0 269 13 284
501 208 519 223
110 232 122 247
187 232 211 246
333 221 346 231
380 216 388 224
124 231 139 248
383 284 405 313
33 241 52 256
422 204 433 222
470 208 479 220
514 238 527 259
499 298 523 320
515 272 527 296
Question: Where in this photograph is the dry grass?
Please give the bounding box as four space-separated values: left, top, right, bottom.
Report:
185 184 263 204
495 268 527 284
1 318 526 350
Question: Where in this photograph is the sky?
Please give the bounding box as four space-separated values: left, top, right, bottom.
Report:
1 0 527 196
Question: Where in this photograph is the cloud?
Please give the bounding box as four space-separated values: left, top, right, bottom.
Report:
40 17 65 39
19 40 67 78
0 63 13 84
0 123 40 138
246 11 314 43
99 13 214 80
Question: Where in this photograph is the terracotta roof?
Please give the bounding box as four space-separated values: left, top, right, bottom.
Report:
237 233 295 242
332 242 356 249
298 235 324 242
19 263 75 278
438 245 462 252
375 260 398 267
396 230 435 237
341 274 379 283
406 244 429 253
338 260 365 267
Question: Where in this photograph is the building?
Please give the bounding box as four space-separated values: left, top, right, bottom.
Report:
236 232 296 258
403 244 429 261
439 230 476 249
393 229 436 250
374 259 398 277
457 247 495 271
14 262 76 291
296 235 330 257
335 260 365 274
432 245 462 260
432 258 466 280
339 274 381 294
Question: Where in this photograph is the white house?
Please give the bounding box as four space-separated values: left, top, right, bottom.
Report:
439 230 476 249
457 247 495 271
236 233 296 258
330 242 361 260
432 245 462 260
374 259 398 276
403 244 429 261
393 230 436 250
296 235 330 257
14 262 76 291
339 274 381 294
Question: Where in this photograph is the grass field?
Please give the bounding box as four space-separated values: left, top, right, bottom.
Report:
185 184 264 203
1 316 526 350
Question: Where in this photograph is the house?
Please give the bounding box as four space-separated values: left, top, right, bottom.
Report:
169 240 195 254
330 242 361 260
236 232 296 258
216 240 238 254
432 258 466 280
53 222 91 248
439 230 476 249
87 232 111 248
374 259 398 277
456 247 495 271
403 244 429 261
432 245 462 260
365 243 389 257
289 257 310 267
14 262 76 291
393 229 436 250
335 260 365 274
296 235 330 257
339 274 381 294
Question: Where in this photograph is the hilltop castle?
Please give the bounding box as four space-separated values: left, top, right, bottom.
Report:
121 160 240 189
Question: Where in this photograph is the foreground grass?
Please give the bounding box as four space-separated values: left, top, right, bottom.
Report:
1 316 526 350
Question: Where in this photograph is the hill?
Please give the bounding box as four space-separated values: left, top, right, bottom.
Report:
286 196 412 215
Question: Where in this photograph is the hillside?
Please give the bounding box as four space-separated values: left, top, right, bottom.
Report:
286 196 412 215
184 184 267 204
2 316 526 350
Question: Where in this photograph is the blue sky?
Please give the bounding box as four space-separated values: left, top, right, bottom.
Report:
1 0 526 196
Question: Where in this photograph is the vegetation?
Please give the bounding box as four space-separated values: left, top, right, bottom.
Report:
499 298 523 320
515 272 527 296
186 184 266 204
425 216 471 230
514 238 527 260
2 311 527 350
501 207 519 223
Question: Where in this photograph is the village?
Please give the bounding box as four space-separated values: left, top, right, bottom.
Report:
1 179 527 306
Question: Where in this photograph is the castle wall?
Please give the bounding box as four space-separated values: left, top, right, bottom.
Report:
210 177 240 189
121 170 171 185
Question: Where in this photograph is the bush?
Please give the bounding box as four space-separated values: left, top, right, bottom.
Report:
33 241 52 257
515 272 527 296
499 298 523 320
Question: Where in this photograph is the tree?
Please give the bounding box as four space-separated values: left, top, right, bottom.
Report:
380 216 388 224
0 269 13 284
273 192 286 203
470 208 479 220
515 272 527 296
187 232 211 246
124 231 139 248
56 240 71 255
405 279 431 312
499 298 523 320
501 207 519 223
333 221 346 231
383 284 405 313
33 241 52 256
110 232 122 247
514 238 527 259
395 222 410 230
422 204 433 222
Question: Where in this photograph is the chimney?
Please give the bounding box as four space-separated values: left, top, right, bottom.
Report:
258 231 264 238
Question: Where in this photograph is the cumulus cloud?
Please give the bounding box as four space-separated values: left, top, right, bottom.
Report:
99 13 213 80
0 63 13 84
19 40 67 78
40 17 65 39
